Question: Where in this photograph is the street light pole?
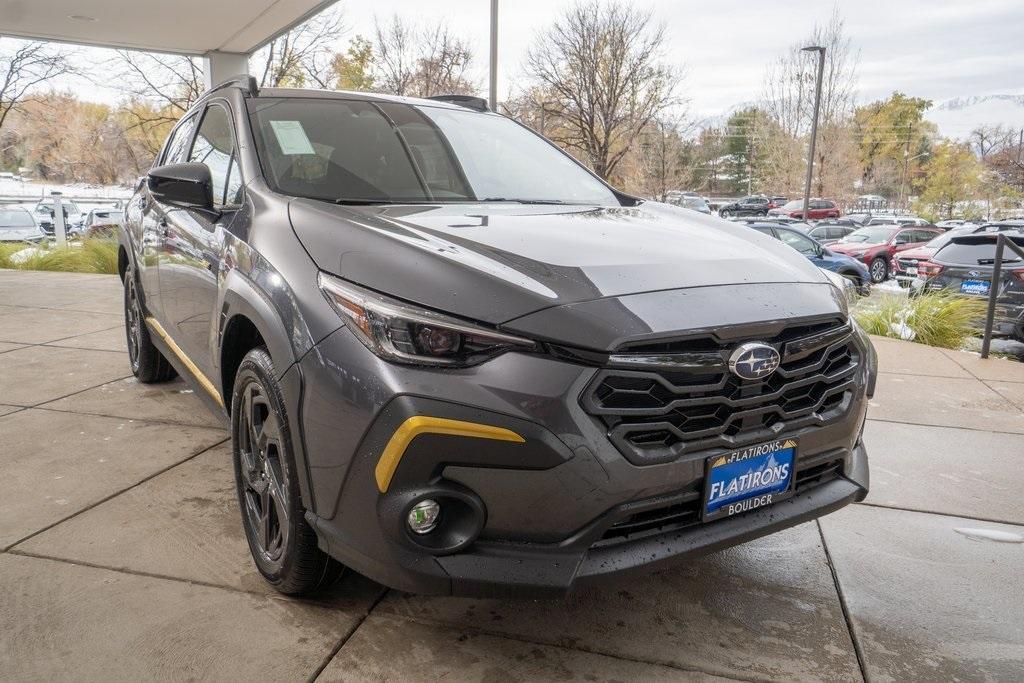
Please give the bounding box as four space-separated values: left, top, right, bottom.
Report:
801 46 825 221
489 0 498 111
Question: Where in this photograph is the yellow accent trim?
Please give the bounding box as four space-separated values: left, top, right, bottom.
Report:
145 317 224 408
375 417 525 493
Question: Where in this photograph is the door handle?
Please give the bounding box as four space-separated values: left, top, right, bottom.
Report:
159 217 169 238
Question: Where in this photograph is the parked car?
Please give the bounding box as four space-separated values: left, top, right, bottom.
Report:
82 208 125 238
34 198 84 237
806 223 857 246
910 232 1024 341
830 225 942 283
747 222 871 294
768 198 841 220
119 81 875 597
891 222 1024 286
0 206 44 242
718 196 773 218
739 215 807 227
843 213 874 226
671 195 711 214
866 215 935 229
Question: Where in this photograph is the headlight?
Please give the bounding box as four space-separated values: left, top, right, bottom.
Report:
318 272 536 367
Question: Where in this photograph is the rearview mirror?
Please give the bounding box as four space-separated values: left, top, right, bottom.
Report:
148 163 214 212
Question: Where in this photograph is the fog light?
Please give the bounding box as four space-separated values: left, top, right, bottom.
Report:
407 499 441 534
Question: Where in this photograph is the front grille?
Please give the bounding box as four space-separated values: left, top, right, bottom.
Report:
593 453 845 548
582 319 859 465
897 258 918 270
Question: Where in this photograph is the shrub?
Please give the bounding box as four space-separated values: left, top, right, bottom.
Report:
854 290 990 349
0 238 119 275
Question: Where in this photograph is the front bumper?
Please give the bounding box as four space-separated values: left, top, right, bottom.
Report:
295 322 873 597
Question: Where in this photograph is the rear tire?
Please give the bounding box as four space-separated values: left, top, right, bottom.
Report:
869 258 888 283
123 265 177 383
232 347 342 595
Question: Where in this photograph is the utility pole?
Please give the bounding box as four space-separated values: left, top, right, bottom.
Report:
488 0 498 112
801 46 825 220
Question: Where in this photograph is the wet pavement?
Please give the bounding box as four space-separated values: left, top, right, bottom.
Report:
1 270 1022 682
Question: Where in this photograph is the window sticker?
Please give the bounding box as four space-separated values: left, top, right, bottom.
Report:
269 120 315 155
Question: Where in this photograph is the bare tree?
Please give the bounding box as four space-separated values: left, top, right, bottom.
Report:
525 1 680 180
253 7 347 88
0 39 78 131
761 9 859 137
373 16 475 98
632 116 693 200
970 124 1015 160
107 51 204 160
111 51 204 118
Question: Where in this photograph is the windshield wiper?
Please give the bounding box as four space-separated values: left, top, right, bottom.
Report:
480 197 568 205
334 198 396 205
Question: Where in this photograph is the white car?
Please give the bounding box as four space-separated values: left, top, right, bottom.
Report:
0 206 44 242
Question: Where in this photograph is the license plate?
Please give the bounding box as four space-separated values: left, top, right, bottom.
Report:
961 279 990 296
703 439 796 521
906 267 917 275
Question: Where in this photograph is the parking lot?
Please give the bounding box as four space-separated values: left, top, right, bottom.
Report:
1 269 1023 682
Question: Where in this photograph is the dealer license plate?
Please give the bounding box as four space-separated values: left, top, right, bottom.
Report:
703 439 797 521
960 279 991 296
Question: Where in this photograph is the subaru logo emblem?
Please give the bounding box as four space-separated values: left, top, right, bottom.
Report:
728 342 781 380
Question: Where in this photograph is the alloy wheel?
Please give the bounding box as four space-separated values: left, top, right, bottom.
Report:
870 259 887 283
238 381 289 568
124 274 142 372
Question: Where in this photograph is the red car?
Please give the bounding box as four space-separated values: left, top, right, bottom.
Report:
768 198 841 220
829 225 942 283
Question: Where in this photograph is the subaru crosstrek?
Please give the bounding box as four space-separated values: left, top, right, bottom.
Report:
118 78 875 597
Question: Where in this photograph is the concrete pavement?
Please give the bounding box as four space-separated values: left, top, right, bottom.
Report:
1 270 1022 682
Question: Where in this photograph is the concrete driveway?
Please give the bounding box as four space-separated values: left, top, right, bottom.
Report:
1 270 1022 682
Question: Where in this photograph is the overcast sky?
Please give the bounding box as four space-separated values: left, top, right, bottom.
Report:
49 0 1024 119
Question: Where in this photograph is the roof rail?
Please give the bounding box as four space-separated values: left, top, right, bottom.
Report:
426 94 488 111
205 74 260 98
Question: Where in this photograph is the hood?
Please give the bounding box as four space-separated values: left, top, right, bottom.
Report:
0 228 41 242
289 199 830 324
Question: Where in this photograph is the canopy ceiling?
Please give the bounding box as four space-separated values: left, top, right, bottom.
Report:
0 0 335 55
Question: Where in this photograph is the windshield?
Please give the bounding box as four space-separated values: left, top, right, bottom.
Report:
781 200 804 210
0 209 35 228
248 97 618 205
842 227 898 244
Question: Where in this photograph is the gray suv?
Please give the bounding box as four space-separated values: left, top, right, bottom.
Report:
118 77 875 597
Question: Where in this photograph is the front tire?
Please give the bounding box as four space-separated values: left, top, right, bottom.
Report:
870 258 888 283
123 265 177 383
232 347 342 595
720 210 731 218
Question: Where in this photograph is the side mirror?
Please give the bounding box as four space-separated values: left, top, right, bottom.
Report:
148 163 214 212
